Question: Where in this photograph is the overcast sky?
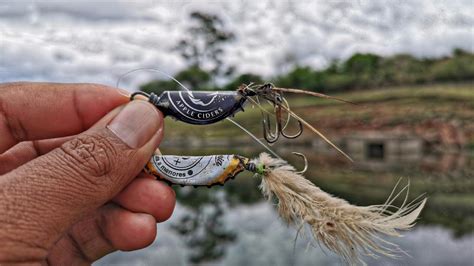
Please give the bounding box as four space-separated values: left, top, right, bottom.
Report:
0 0 473 90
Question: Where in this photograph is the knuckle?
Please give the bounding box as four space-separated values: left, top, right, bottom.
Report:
59 133 119 184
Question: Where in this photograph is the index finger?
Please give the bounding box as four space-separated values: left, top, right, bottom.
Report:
0 82 130 153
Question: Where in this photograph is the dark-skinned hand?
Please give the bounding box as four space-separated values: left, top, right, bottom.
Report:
0 82 176 264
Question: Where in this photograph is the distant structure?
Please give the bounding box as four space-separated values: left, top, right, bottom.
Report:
343 132 423 170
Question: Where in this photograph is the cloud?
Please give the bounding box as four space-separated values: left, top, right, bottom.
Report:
0 0 472 90
0 0 157 21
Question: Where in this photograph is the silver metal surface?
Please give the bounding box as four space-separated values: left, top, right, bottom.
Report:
148 155 234 186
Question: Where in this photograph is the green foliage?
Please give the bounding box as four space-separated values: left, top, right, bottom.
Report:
175 65 212 90
430 53 474 81
271 49 474 93
275 66 322 90
141 48 473 95
343 53 381 74
324 74 356 92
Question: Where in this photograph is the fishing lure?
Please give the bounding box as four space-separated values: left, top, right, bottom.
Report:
146 154 250 187
146 153 427 264
126 77 426 264
131 83 354 161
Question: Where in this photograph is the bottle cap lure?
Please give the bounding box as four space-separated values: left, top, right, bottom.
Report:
131 83 354 162
146 153 426 264
131 89 248 125
146 154 252 187
129 82 425 264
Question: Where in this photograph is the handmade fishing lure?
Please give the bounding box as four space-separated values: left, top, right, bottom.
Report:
146 154 249 187
145 153 426 264
131 83 354 161
128 82 426 264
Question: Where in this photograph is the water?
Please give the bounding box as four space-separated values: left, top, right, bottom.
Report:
96 145 473 266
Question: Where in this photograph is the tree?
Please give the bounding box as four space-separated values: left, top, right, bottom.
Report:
176 12 235 78
141 12 235 94
174 65 212 90
275 66 325 91
343 53 381 74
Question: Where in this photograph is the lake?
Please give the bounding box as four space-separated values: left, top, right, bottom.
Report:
97 142 473 266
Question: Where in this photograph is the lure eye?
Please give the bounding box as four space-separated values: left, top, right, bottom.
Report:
130 91 151 100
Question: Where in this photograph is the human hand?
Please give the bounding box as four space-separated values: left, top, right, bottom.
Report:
0 82 176 264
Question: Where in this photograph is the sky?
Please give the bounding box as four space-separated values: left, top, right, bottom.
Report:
0 0 473 90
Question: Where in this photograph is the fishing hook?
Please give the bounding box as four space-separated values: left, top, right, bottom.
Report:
281 121 304 139
262 111 280 143
292 152 308 174
279 98 303 139
261 95 303 142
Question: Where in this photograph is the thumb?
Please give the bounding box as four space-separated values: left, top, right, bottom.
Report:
0 100 163 259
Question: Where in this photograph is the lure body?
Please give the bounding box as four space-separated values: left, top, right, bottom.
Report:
146 154 249 186
149 91 246 125
130 83 353 161
127 78 425 263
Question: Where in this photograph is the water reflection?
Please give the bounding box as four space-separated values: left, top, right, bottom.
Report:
171 191 236 263
97 143 473 265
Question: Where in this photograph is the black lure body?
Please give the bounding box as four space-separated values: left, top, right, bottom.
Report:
148 90 247 125
130 83 353 161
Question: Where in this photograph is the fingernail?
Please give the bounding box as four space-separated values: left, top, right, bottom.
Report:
107 101 162 148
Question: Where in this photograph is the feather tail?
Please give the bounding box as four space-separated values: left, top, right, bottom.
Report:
254 153 427 264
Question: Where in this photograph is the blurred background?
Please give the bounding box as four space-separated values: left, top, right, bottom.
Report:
1 1 473 265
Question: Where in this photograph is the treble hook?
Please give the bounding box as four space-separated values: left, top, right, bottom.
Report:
261 99 304 144
258 89 305 144
292 152 308 174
